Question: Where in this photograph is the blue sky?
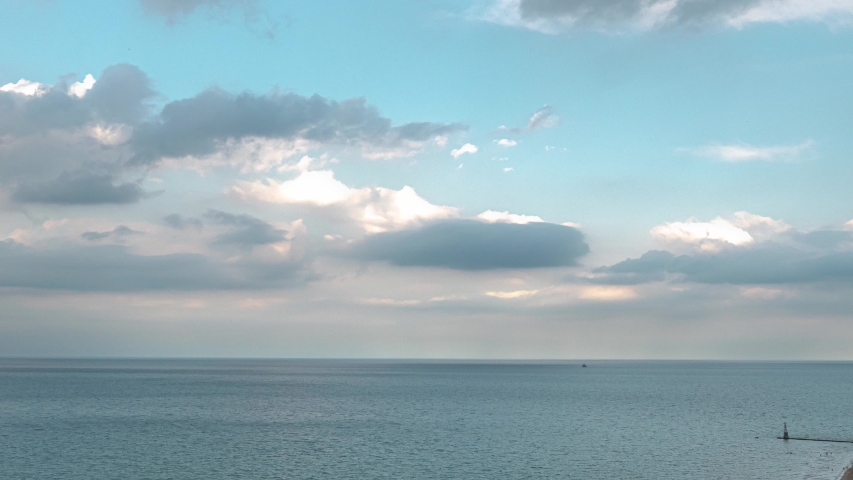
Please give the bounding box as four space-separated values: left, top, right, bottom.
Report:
1 0 852 358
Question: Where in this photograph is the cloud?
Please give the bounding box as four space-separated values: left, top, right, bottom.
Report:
1 65 464 196
595 215 853 285
204 209 287 248
68 74 96 98
596 247 853 285
164 213 203 229
577 285 638 301
681 140 814 162
477 210 544 224
138 0 282 38
1 78 46 96
81 225 143 242
495 138 517 147
485 289 539 299
12 172 150 205
652 217 754 250
502 105 560 133
0 65 156 195
0 239 303 291
231 168 458 232
347 219 589 270
450 143 478 159
132 89 464 166
649 211 793 252
481 0 853 34
739 286 784 299
139 0 247 20
0 65 153 138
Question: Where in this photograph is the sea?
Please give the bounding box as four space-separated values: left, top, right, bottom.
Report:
1 359 852 479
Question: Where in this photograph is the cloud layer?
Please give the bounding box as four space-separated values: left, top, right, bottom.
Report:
483 0 853 33
0 239 304 291
595 212 853 285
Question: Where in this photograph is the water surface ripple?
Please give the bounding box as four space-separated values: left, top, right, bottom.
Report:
1 360 852 479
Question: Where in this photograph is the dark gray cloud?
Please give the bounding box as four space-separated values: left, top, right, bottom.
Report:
348 220 589 270
131 89 464 165
81 225 143 242
519 0 760 25
2 64 462 192
0 64 154 137
12 173 149 205
205 210 286 247
0 88 89 136
164 213 203 229
84 64 156 125
595 244 853 285
0 239 302 291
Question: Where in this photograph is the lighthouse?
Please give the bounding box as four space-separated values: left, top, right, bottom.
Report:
783 422 789 440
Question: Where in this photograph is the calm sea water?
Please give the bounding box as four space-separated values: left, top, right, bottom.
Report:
1 360 852 479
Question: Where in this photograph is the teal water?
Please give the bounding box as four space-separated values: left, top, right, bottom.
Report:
1 360 852 479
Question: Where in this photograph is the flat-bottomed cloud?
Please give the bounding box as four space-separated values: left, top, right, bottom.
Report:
347 219 589 270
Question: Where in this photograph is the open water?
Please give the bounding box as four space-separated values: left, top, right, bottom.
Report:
1 359 852 479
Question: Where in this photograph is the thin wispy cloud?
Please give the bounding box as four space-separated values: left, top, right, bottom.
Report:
680 140 814 162
139 0 283 38
500 106 560 133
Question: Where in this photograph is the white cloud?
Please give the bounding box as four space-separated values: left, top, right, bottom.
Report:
503 167 514 172
495 138 518 147
652 217 754 251
457 163 464 169
682 140 813 162
740 286 785 300
526 105 560 130
731 211 791 238
845 220 853 231
68 74 96 98
272 170 354 206
479 0 565 34
726 0 853 28
361 297 423 306
1 78 46 96
577 285 638 301
502 106 562 133
485 289 539 299
87 123 132 146
650 212 792 252
451 143 478 159
477 210 543 225
231 169 458 232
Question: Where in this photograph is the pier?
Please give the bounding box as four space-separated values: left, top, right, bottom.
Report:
777 423 853 444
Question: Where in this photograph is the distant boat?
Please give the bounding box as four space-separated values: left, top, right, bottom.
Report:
582 363 587 368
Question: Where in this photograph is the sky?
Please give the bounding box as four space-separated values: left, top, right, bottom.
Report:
1 0 852 359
